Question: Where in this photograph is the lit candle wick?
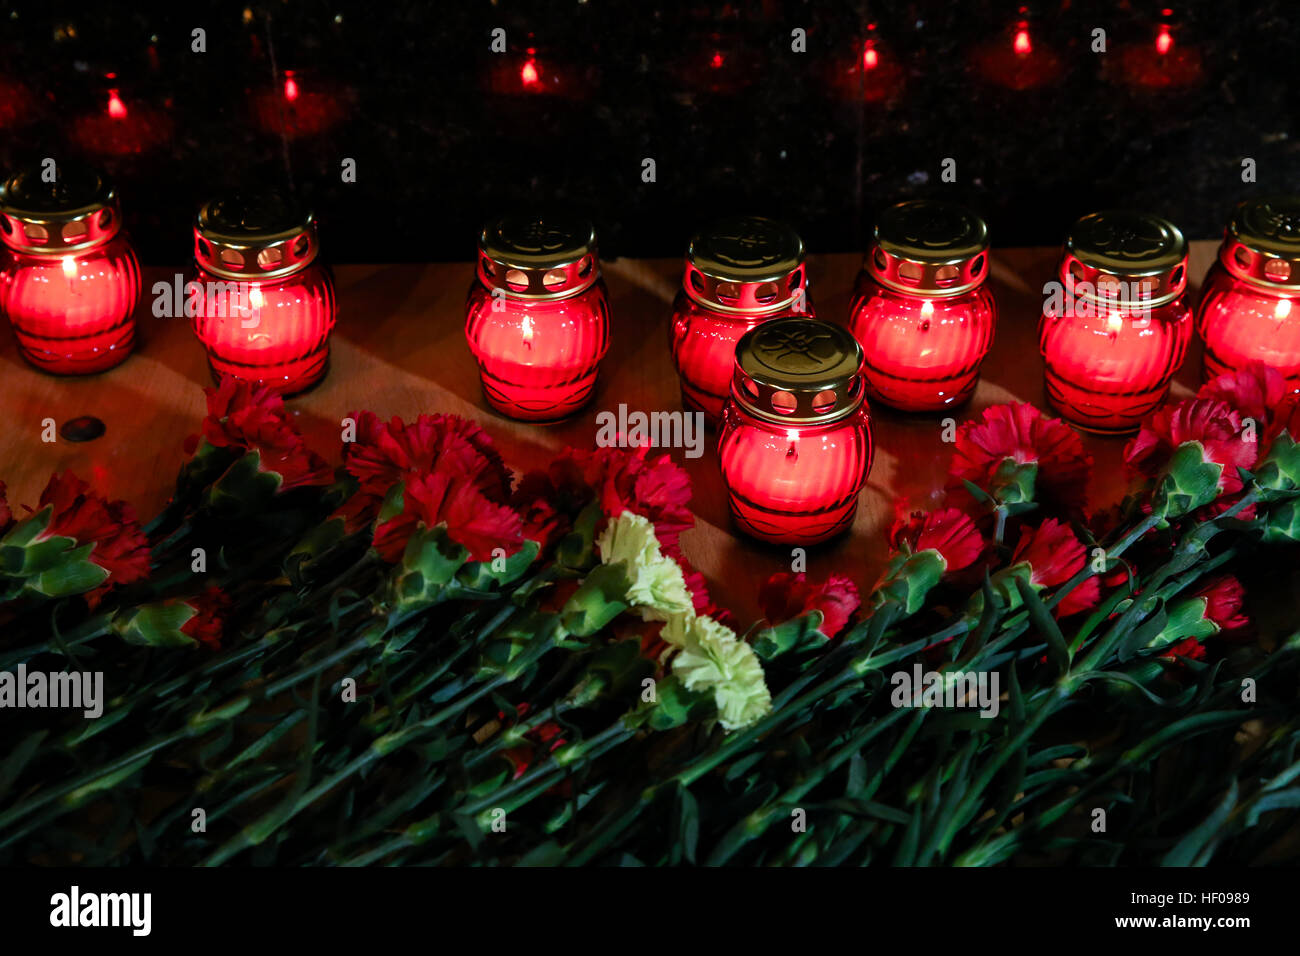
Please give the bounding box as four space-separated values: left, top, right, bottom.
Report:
522 315 534 350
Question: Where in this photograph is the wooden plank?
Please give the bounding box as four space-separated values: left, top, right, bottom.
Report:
0 242 1219 622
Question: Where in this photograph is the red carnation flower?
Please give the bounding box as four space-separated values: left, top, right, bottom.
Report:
1162 637 1208 663
1197 362 1295 438
1124 398 1257 516
568 446 694 551
340 411 516 538
373 471 523 563
188 379 331 491
36 471 151 607
888 506 984 571
344 410 512 504
759 571 861 639
1010 518 1100 618
1194 575 1250 639
180 586 232 650
501 703 568 782
949 402 1092 512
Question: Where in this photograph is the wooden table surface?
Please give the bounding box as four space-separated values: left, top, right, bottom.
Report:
0 243 1218 622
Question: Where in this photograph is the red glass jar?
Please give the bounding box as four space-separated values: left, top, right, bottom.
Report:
847 200 996 412
1196 197 1300 392
718 318 872 544
190 193 337 395
670 216 812 424
465 215 610 421
0 164 140 374
1039 211 1192 434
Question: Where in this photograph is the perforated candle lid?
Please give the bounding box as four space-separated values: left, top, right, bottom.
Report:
1219 196 1300 293
196 192 320 281
1063 210 1188 306
732 318 864 424
477 214 600 299
868 200 989 297
0 163 122 254
684 216 806 314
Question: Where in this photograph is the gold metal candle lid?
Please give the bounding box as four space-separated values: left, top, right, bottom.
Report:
477 214 600 299
732 318 865 425
195 192 320 282
1062 210 1188 307
1218 196 1300 293
868 200 989 297
0 163 123 255
684 216 806 315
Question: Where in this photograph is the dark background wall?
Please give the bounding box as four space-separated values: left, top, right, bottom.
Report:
3 0 1296 264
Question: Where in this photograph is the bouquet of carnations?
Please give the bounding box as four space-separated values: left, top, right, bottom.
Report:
1 363 1298 866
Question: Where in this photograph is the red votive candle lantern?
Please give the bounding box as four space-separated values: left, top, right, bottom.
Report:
465 215 610 421
847 200 996 411
718 318 872 544
670 216 812 423
190 193 337 395
1039 210 1192 434
0 164 140 374
1196 197 1300 392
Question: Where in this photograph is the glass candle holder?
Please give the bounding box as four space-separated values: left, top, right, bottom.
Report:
670 215 813 424
0 164 140 374
190 193 337 396
847 200 996 412
1196 196 1300 392
1039 210 1193 434
718 318 872 544
465 214 610 421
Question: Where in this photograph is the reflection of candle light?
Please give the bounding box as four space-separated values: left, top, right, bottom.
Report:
520 58 539 87
1156 25 1173 55
107 89 127 119
1013 27 1032 56
862 45 878 69
284 72 299 102
710 51 724 69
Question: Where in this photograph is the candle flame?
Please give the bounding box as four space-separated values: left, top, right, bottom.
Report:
1276 298 1293 321
920 300 935 318
522 315 534 349
62 255 77 279
249 287 265 310
862 46 878 70
107 89 127 119
521 58 539 87
284 72 299 102
1107 312 1124 334
710 51 724 69
1013 27 1032 56
1156 25 1173 56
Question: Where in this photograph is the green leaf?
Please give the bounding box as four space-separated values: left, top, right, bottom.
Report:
1162 780 1238 866
1015 576 1069 677
113 602 200 648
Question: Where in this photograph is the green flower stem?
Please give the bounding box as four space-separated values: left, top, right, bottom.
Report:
705 707 913 864
460 721 635 821
0 612 112 668
202 672 515 865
